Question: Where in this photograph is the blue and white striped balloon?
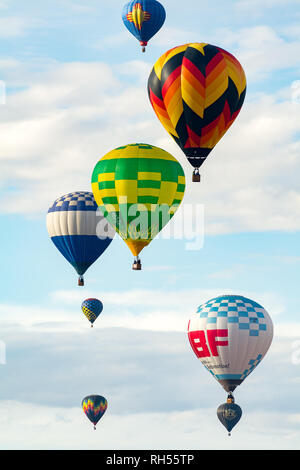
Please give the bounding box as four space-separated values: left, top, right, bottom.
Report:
46 192 114 285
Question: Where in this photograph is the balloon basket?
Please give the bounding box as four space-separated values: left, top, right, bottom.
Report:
132 258 142 271
78 276 84 286
140 41 147 53
227 393 235 404
192 170 201 182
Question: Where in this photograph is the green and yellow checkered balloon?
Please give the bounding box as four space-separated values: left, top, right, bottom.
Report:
91 143 185 264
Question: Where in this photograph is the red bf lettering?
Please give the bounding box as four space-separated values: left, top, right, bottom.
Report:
188 329 228 358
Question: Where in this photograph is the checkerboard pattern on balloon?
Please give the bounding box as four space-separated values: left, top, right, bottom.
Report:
81 299 103 323
196 295 269 337
48 192 98 213
240 354 263 381
82 304 98 323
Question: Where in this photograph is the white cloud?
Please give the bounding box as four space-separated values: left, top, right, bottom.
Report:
50 286 285 330
151 26 197 50
235 0 300 16
59 0 96 13
0 285 285 335
213 25 300 82
0 331 299 449
0 16 42 38
92 30 130 51
0 60 154 213
0 284 296 449
275 323 300 338
1 400 299 450
178 91 300 235
207 265 245 280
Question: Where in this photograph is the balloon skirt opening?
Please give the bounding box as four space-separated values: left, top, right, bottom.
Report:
126 239 149 257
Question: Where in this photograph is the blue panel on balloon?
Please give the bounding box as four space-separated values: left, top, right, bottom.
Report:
51 235 112 275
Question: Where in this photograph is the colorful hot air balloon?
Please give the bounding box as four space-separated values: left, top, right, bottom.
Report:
188 295 273 434
81 298 103 327
148 43 247 181
46 192 114 286
187 295 273 393
82 395 107 430
91 143 185 270
122 0 166 52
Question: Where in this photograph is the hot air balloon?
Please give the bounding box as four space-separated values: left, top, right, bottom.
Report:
82 395 107 430
217 394 242 436
46 191 114 286
91 143 185 270
122 0 166 52
148 43 247 181
81 298 103 327
187 294 273 434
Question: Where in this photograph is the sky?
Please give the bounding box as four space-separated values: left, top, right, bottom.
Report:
0 0 300 450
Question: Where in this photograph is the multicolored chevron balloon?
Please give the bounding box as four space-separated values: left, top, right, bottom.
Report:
148 43 247 181
91 143 185 269
81 298 103 327
82 395 107 430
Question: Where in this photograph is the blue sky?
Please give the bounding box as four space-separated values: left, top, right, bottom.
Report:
0 0 300 450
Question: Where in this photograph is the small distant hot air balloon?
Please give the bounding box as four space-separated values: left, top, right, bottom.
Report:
91 143 185 270
46 192 114 286
81 298 103 327
187 295 273 434
217 393 242 436
148 43 247 181
82 395 107 430
122 0 166 52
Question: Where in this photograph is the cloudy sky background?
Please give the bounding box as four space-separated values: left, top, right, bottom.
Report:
0 0 300 449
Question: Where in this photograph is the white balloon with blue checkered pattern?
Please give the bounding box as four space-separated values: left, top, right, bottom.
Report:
187 295 273 393
46 191 114 283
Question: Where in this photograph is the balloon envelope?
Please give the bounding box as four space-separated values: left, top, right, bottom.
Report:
187 295 273 392
217 402 242 434
81 298 103 325
82 395 107 428
91 143 185 261
46 192 113 284
148 43 246 174
122 0 166 51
